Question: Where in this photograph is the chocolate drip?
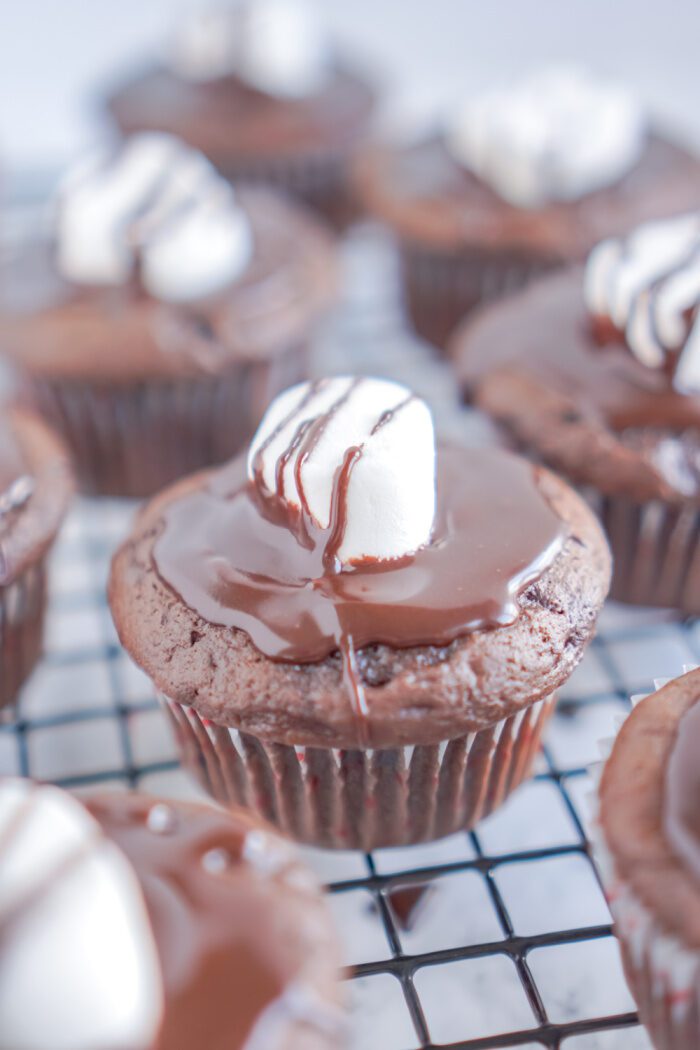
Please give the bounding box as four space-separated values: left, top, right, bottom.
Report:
664 698 700 879
153 446 566 740
370 394 415 435
87 795 292 1050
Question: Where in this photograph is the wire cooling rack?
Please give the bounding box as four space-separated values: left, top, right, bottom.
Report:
2 221 693 1050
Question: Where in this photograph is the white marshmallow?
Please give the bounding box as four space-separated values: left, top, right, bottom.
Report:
584 212 700 390
56 132 252 300
248 376 437 565
0 780 163 1050
447 66 646 209
168 0 330 98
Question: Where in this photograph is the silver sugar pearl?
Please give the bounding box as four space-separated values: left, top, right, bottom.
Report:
146 803 177 834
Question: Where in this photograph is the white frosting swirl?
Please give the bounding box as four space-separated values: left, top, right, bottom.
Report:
447 67 646 209
56 132 253 301
168 0 330 98
584 212 700 391
248 376 436 565
0 780 163 1050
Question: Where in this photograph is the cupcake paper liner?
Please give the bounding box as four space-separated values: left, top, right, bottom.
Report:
163 691 556 851
220 146 361 230
0 562 46 712
27 347 306 499
589 493 700 615
400 241 559 351
591 674 700 1049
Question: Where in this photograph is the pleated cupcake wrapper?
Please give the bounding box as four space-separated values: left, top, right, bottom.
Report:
220 146 360 229
586 491 700 615
0 562 46 712
163 691 556 850
400 241 559 350
590 671 700 1047
27 348 305 499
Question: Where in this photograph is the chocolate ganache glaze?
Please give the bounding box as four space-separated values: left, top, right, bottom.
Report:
153 424 566 730
664 697 700 882
87 794 301 1050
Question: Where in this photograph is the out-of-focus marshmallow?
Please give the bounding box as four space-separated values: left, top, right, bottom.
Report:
248 376 437 565
0 780 163 1050
447 66 646 209
168 0 330 98
56 132 252 301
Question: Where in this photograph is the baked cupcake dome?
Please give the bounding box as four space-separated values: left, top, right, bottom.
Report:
110 376 610 849
104 1 376 228
0 779 344 1050
596 668 700 1050
0 407 73 710
355 67 700 350
0 133 337 499
454 211 700 613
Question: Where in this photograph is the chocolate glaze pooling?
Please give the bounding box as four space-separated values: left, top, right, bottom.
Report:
153 446 566 732
87 794 287 1050
664 698 700 881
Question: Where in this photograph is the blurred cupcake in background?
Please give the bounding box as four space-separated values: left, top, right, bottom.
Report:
595 668 700 1050
0 132 337 498
0 407 72 711
110 375 610 850
0 779 344 1050
104 0 377 227
454 211 700 613
355 66 700 349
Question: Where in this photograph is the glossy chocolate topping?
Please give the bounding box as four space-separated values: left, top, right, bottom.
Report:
87 794 289 1050
153 445 565 730
664 696 700 882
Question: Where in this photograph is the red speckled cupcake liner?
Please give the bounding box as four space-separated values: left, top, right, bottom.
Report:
0 562 46 712
163 691 556 850
26 346 307 499
400 241 559 351
590 493 700 614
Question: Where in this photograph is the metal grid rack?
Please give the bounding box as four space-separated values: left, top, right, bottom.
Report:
1 223 691 1050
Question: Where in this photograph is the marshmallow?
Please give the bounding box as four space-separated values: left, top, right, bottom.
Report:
447 66 646 209
0 780 163 1050
584 212 700 389
168 0 330 98
248 376 437 565
56 132 252 301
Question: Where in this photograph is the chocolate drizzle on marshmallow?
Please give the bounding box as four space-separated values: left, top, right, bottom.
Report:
153 377 566 739
585 212 700 392
56 132 252 302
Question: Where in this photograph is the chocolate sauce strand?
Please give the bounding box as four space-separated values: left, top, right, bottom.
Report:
664 698 700 878
370 394 415 435
323 446 362 574
339 633 370 741
275 418 311 500
252 378 325 490
294 377 365 523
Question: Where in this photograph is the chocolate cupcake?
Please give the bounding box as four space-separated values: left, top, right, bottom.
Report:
0 407 72 711
110 376 610 850
355 67 700 349
595 668 700 1050
0 779 344 1050
105 0 376 228
455 210 700 613
0 133 336 499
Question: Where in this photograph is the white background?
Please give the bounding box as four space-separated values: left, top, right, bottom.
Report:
1 0 699 175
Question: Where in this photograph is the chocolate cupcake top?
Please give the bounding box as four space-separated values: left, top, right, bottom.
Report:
0 407 73 586
455 211 700 505
110 376 610 748
0 780 343 1050
106 1 375 164
599 668 700 951
356 67 700 256
0 133 337 383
